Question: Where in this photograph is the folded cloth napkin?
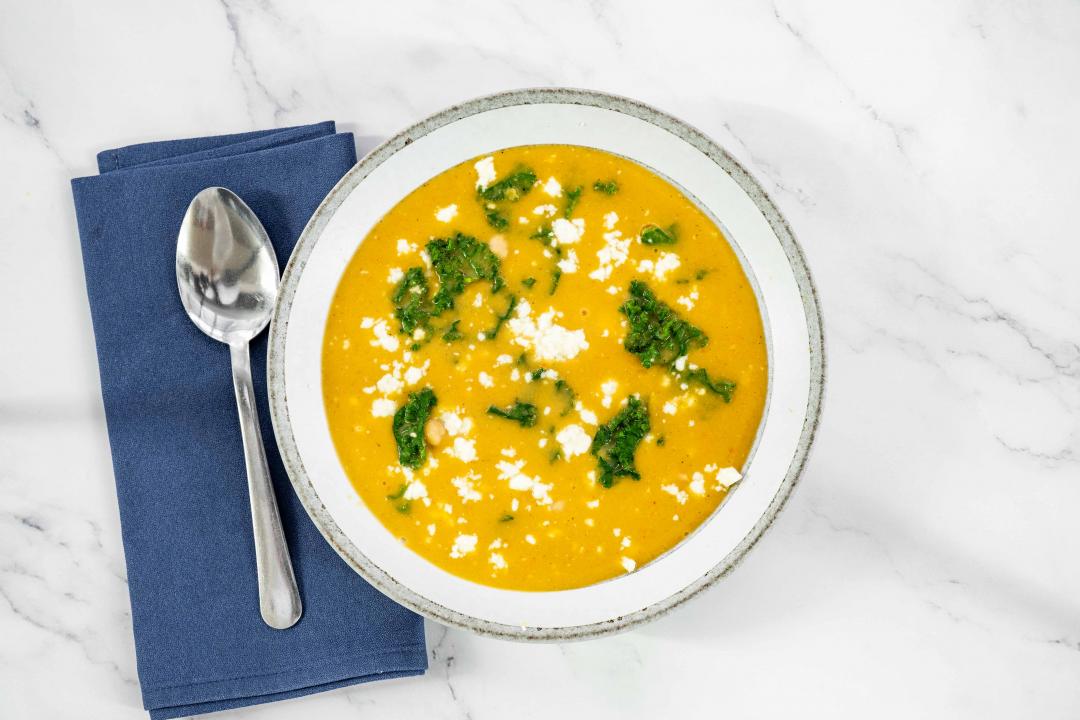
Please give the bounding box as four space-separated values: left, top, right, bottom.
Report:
71 122 427 719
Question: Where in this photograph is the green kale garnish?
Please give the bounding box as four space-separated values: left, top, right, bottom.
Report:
441 320 464 342
593 180 619 195
656 435 666 447
564 186 583 217
392 387 437 468
386 484 411 514
619 280 736 401
499 513 515 522
695 268 710 280
591 396 651 488
550 267 562 295
620 280 708 368
484 294 517 340
427 232 503 312
641 224 678 245
485 209 510 230
478 168 537 202
487 400 538 428
554 378 576 416
522 277 537 289
549 448 563 464
391 266 432 335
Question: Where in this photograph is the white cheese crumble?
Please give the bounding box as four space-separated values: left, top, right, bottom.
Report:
396 238 417 255
716 467 743 488
532 204 558 217
371 398 396 417
489 552 508 570
474 156 496 190
662 401 677 416
427 524 436 536
661 483 689 504
674 356 688 372
576 403 598 426
551 217 584 245
403 362 429 386
542 176 562 197
451 474 483 503
450 533 478 559
620 557 636 573
601 380 618 409
525 534 536 545
495 354 514 366
360 317 374 329
496 459 553 505
653 252 681 281
603 211 619 230
448 437 477 463
478 371 495 388
376 372 403 396
435 204 458 222
689 472 706 495
588 230 631 282
557 248 579 274
472 291 484 308
403 480 428 500
440 411 471 437
369 319 400 352
387 267 404 284
556 424 591 459
507 299 589 362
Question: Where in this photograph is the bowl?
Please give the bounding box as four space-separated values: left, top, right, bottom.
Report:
267 88 824 640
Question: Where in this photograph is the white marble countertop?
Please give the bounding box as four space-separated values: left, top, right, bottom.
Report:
3 1 1079 717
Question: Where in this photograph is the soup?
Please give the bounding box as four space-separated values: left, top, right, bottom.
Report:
322 145 767 591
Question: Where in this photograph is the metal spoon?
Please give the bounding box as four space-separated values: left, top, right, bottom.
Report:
176 187 302 630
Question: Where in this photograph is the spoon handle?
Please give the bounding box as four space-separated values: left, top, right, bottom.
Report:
229 342 302 629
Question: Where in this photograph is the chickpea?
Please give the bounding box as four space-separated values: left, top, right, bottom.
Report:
424 417 446 446
488 234 508 258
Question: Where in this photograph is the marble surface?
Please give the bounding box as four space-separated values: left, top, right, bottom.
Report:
2 0 1079 717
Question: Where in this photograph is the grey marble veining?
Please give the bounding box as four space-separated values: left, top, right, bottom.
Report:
1 0 1078 717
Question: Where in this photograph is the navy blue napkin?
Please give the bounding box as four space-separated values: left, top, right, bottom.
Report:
71 122 427 719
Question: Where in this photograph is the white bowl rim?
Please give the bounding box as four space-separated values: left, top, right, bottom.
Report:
268 87 825 641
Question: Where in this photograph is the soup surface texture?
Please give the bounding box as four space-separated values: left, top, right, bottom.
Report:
322 145 767 591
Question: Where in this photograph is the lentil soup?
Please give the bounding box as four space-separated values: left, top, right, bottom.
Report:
322 145 767 591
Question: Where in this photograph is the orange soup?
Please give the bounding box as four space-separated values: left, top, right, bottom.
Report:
322 145 767 591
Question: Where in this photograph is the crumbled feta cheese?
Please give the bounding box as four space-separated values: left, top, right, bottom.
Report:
620 557 636 573
586 499 600 509
450 533 478 558
371 398 396 417
556 424 591 459
588 230 631 281
403 480 427 500
360 317 375 329
495 354 514 366
449 437 477 463
674 356 688 372
500 447 517 458
404 362 428 386
388 267 404 284
507 299 589 362
577 405 598 425
621 536 631 548
525 534 536 545
542 176 562 197
653 252 681 281
489 552 507 569
662 401 677 416
369 319 400 352
689 472 706 495
376 372 404 395
532 204 558 217
496 459 552 505
603 211 619 230
451 474 483 503
552 218 584 245
427 524 436 536
440 411 470 437
661 484 689 504
557 248 579 274
716 467 743 488
435 204 458 222
396 238 416 255
478 371 494 388
601 380 618 409
474 156 496 190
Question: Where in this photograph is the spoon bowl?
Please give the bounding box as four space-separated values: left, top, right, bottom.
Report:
176 187 279 345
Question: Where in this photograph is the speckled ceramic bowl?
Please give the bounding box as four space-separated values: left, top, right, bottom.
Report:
267 88 824 641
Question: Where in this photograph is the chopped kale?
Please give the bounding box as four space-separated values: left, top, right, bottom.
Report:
620 280 708 368
550 267 562 295
591 396 651 488
619 280 737 401
441 320 464 342
549 448 563 464
392 387 437 468
487 400 539 428
386 484 411 514
656 435 666 447
695 268 710 280
391 266 432 335
522 276 537 289
499 513 515 522
478 168 537 202
641 224 678 245
528 367 547 381
485 209 510 230
554 378 576 416
593 179 619 195
681 366 736 402
531 224 555 246
564 186 583 217
484 294 517 340
427 232 504 312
